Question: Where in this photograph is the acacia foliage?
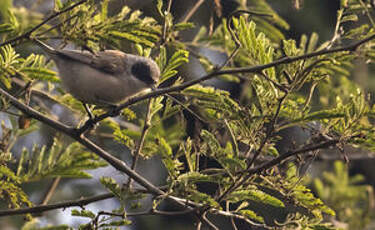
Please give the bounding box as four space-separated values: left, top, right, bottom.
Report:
0 0 374 229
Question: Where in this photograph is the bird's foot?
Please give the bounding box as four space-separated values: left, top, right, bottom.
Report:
107 105 120 117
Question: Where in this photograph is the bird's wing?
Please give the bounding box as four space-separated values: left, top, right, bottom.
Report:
57 50 126 74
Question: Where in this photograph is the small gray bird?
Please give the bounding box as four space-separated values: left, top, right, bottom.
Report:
34 39 160 110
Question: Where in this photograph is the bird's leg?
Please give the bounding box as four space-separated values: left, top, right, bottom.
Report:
76 103 99 133
83 102 95 120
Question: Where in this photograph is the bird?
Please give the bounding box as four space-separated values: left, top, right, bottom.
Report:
33 39 160 118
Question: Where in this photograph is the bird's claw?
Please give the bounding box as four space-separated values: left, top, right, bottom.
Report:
107 105 120 117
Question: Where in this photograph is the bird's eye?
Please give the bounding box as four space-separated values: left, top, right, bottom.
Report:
131 62 155 85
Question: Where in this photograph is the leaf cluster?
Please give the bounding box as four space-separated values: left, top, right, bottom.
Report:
1 0 375 229
54 0 161 50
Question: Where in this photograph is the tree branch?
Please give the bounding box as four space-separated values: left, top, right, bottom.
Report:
0 87 74 134
212 209 271 229
0 87 165 196
181 0 205 23
0 31 372 214
40 177 61 206
96 208 194 218
245 138 342 175
217 93 287 202
77 33 375 132
126 98 153 187
0 0 88 47
0 193 114 217
0 86 201 216
0 5 373 223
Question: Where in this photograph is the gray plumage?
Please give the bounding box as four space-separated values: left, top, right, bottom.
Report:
34 39 160 105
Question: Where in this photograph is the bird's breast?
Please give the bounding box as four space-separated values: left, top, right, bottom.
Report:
55 59 148 105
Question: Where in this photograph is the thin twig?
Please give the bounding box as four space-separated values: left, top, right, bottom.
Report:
217 94 287 202
0 193 114 217
0 186 170 217
97 208 194 218
182 0 205 23
224 119 239 157
131 99 152 170
40 177 61 205
302 82 318 112
78 135 165 195
0 33 372 215
0 8 373 223
166 93 207 123
0 84 200 216
126 98 153 187
244 137 348 176
196 220 202 230
0 86 164 196
325 9 343 50
161 0 173 44
220 10 272 70
202 212 219 230
247 94 287 167
0 0 87 47
359 0 375 28
0 87 73 134
257 71 288 92
35 14 79 37
230 216 238 230
226 201 238 230
212 209 271 229
77 33 375 133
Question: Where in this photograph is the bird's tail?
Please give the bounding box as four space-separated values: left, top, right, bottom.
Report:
33 38 59 56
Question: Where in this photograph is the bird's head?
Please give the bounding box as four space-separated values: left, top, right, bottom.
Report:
130 57 160 87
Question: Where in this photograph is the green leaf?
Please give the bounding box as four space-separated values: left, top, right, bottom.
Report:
99 220 132 227
157 137 173 157
150 97 164 118
267 146 279 156
0 23 13 34
54 0 63 11
18 140 107 181
341 14 358 23
101 0 109 21
108 121 135 149
307 32 319 52
217 157 247 172
71 209 96 219
292 184 335 217
109 31 154 47
0 165 20 183
180 138 195 172
0 178 32 209
299 110 344 122
100 177 122 198
200 129 221 154
173 22 194 31
21 67 59 82
178 172 216 184
188 190 221 208
228 189 285 208
156 46 167 72
156 0 163 16
239 209 265 223
160 49 189 82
